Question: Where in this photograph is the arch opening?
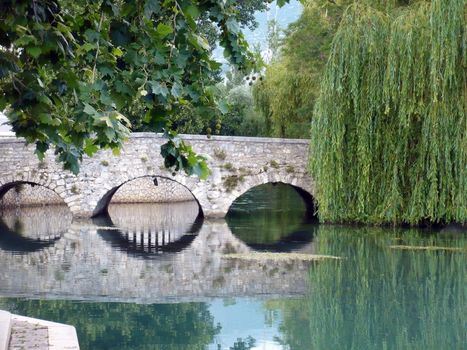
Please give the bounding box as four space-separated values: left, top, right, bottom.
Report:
92 176 204 257
0 181 72 253
0 181 67 209
226 182 318 252
92 175 203 219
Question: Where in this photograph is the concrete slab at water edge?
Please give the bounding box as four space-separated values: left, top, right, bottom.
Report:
10 315 79 350
0 311 12 350
0 311 79 350
8 318 48 350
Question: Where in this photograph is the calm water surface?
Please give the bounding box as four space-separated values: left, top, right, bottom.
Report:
0 184 465 349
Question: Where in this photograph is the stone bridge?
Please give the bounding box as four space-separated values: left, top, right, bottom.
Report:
0 133 314 218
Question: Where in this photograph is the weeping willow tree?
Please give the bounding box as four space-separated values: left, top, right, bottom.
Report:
310 0 466 225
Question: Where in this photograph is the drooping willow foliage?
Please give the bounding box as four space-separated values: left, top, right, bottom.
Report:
310 0 466 225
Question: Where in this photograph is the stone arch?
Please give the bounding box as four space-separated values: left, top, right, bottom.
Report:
223 173 316 218
0 173 72 211
91 175 203 218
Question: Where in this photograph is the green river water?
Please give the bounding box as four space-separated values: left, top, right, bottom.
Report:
0 184 465 349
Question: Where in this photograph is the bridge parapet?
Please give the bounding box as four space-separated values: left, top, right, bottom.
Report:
0 133 314 218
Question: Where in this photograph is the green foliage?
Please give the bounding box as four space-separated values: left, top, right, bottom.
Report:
168 66 268 137
253 61 314 137
0 0 283 174
253 1 348 138
310 0 466 225
160 130 210 179
215 71 269 137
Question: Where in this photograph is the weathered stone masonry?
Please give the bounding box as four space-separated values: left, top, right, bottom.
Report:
0 133 314 218
0 177 194 207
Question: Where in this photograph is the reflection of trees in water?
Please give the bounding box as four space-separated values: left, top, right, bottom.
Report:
227 183 315 251
229 336 256 350
98 202 202 257
263 298 312 350
269 226 467 349
0 299 220 350
0 206 71 253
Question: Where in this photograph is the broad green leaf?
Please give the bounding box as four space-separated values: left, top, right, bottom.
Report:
81 42 96 52
112 47 124 57
98 65 114 77
195 35 210 51
156 23 173 38
99 90 114 106
83 103 98 116
149 80 169 97
218 100 229 114
184 5 200 19
39 114 53 125
14 35 36 46
104 127 115 140
84 139 98 156
193 161 210 179
144 0 160 18
171 83 182 98
154 52 166 64
27 47 41 58
226 19 240 34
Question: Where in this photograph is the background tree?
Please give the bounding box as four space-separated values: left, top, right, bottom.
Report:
253 0 349 138
167 60 268 137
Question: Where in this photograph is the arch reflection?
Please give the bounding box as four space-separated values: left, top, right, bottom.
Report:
95 202 202 259
0 206 72 253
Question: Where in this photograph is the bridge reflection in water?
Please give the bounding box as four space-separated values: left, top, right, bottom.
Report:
0 198 316 302
0 205 71 253
97 201 202 257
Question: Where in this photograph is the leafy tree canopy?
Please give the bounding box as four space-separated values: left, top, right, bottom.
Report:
0 0 289 175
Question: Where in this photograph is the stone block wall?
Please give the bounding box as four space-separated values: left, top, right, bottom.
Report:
0 177 194 208
111 177 194 203
0 133 314 218
0 185 63 207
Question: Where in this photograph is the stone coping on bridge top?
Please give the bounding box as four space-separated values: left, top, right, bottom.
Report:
0 132 310 144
